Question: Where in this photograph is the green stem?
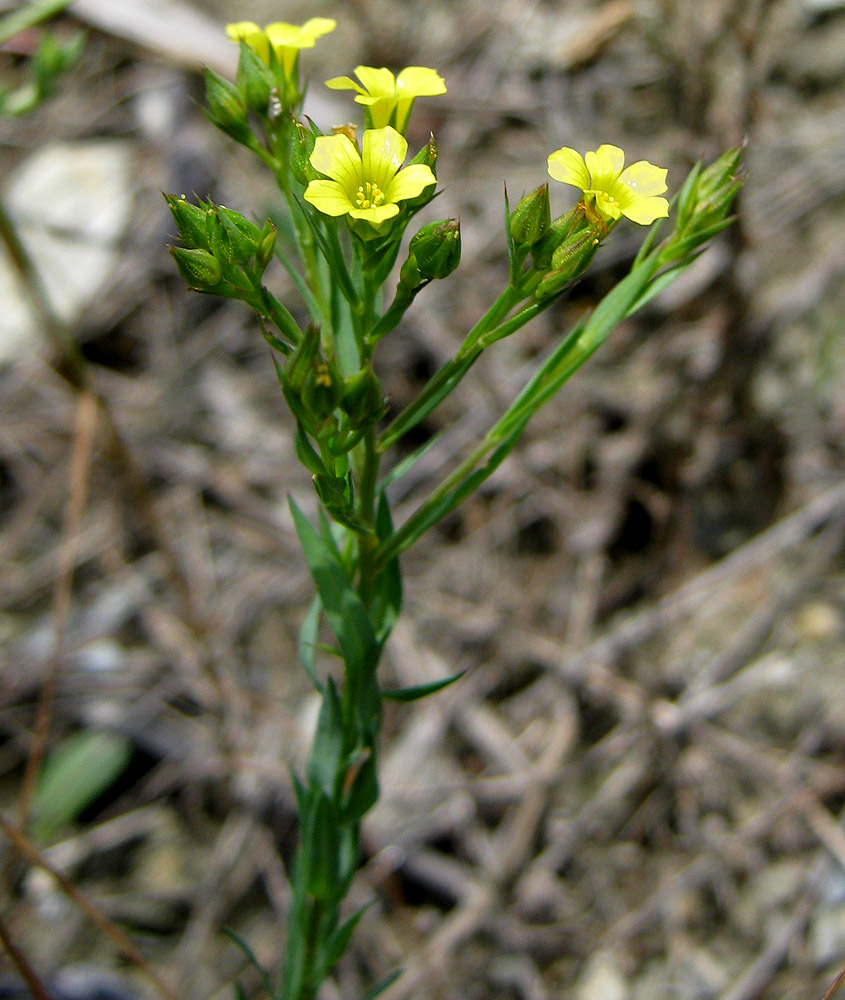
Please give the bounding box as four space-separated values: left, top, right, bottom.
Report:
355 424 380 605
376 288 547 454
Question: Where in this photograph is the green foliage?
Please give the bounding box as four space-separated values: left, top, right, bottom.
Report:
31 729 133 840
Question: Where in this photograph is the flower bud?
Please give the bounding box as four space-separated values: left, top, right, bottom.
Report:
169 246 223 290
216 205 263 264
535 228 601 301
204 67 251 143
408 218 461 280
531 205 589 270
283 325 321 395
164 194 210 251
409 133 438 175
302 361 341 421
509 184 551 248
255 221 277 272
340 369 385 428
236 41 274 114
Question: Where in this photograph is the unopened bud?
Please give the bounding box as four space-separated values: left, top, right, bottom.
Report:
341 369 385 427
255 222 277 272
204 67 251 142
216 205 262 264
408 219 461 280
283 325 321 394
531 205 589 270
169 246 223 289
409 133 438 174
236 41 274 113
302 361 341 421
509 184 551 248
535 228 601 301
164 194 210 251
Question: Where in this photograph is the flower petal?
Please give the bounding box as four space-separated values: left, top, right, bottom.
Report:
362 126 407 189
385 164 436 203
352 66 397 100
585 144 625 190
324 75 366 95
301 18 337 42
226 21 269 63
547 147 591 191
395 66 447 98
618 160 668 197
303 180 354 217
620 196 669 225
310 134 361 193
348 203 400 224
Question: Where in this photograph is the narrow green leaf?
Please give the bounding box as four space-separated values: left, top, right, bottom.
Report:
368 493 402 642
298 594 324 691
32 729 133 839
318 904 372 979
359 970 403 1000
341 752 379 824
303 792 339 901
223 928 277 1000
381 669 467 702
307 678 344 797
289 498 379 675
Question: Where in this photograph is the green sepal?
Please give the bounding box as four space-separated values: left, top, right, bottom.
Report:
236 40 274 114
203 67 251 143
381 669 466 702
164 194 211 252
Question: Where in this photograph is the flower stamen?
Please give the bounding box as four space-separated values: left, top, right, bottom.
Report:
356 182 386 209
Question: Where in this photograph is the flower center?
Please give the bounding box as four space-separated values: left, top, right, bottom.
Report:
356 181 386 209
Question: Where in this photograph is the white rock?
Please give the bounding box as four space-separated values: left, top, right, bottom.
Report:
0 139 134 364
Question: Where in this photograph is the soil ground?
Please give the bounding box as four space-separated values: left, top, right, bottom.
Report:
2 1 845 999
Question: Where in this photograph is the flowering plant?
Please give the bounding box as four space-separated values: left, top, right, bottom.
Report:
166 17 743 1000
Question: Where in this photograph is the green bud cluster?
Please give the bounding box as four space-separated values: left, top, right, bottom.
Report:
662 143 744 264
165 195 277 293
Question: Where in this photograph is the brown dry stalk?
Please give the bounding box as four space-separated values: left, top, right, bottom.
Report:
820 967 845 1000
16 388 98 831
0 812 180 1000
0 912 54 1000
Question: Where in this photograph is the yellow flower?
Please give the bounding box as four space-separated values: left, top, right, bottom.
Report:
547 144 669 226
325 66 446 133
226 18 336 75
226 21 270 63
304 126 436 227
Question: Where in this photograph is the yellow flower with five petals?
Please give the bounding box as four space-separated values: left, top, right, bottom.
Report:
304 126 436 228
226 18 336 76
325 66 446 134
547 144 669 226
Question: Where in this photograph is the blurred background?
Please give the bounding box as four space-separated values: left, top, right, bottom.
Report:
2 1 845 998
